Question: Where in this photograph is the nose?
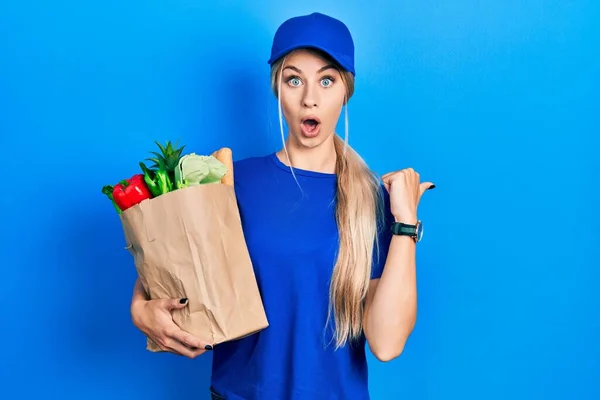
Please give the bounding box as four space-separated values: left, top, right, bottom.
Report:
302 85 319 108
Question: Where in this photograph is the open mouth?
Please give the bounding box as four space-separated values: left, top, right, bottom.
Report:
301 116 321 136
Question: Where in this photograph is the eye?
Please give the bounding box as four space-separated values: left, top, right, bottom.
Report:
320 76 335 88
286 76 302 87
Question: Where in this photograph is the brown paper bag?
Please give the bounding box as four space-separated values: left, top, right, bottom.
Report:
119 183 269 351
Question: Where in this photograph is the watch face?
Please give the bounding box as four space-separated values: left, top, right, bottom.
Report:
416 221 424 242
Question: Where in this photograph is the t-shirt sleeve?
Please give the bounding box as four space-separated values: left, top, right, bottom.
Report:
371 185 394 280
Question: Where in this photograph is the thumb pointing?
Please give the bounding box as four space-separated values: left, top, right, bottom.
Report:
419 182 435 197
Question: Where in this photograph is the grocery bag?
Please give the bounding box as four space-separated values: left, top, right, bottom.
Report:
119 180 269 351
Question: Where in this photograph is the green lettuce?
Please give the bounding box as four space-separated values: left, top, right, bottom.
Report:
174 153 227 189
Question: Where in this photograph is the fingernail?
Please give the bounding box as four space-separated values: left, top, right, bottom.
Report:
205 345 213 350
180 298 188 304
428 185 436 190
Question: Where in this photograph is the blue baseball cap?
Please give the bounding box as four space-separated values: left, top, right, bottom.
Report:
267 12 356 76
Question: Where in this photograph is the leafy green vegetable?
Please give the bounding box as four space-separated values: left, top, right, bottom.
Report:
175 153 227 189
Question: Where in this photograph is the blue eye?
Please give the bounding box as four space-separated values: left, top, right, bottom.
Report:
287 77 302 87
321 77 334 87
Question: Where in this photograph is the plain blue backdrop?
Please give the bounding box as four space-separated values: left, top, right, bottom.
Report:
1 1 598 399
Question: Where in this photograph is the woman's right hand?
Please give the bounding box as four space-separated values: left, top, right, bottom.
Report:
131 297 211 359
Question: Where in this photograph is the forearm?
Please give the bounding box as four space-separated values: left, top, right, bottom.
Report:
131 277 149 322
365 233 417 361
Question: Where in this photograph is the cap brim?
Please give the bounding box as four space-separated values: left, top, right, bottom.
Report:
268 44 355 75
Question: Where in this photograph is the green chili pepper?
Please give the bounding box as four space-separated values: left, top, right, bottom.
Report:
139 162 162 197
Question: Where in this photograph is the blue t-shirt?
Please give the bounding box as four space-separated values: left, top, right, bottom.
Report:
210 152 393 400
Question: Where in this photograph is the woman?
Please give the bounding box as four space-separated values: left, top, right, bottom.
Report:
130 12 434 400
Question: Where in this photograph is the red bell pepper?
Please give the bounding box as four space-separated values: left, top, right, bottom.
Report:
102 174 152 213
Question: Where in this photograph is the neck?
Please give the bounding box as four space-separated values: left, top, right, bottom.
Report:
276 135 337 174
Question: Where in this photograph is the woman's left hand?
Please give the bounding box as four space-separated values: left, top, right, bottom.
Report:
382 168 435 223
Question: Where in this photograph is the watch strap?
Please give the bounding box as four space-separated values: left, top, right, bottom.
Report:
391 222 417 237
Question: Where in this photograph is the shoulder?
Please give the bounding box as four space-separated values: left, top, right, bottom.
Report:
233 153 274 182
373 183 394 241
376 183 392 217
233 153 272 171
231 152 280 193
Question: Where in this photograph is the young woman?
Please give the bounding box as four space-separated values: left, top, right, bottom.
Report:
130 12 434 400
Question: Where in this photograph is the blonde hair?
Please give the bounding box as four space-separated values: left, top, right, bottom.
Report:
270 49 384 349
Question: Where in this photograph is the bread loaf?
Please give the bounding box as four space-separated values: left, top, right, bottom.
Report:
211 147 234 186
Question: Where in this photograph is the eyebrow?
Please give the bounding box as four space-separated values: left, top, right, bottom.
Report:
283 64 337 74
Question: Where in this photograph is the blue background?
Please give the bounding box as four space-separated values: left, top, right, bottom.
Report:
1 1 598 399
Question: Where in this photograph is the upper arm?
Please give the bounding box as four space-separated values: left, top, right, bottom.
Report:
364 185 393 334
363 278 380 340
365 278 380 309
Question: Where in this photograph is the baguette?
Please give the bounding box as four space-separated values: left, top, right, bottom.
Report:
211 147 234 186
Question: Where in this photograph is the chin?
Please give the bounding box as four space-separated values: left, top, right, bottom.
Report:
290 129 334 149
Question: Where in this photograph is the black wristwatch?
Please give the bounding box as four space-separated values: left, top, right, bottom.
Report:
391 221 423 242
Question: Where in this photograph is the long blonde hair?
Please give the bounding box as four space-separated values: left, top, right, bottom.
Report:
270 49 384 349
